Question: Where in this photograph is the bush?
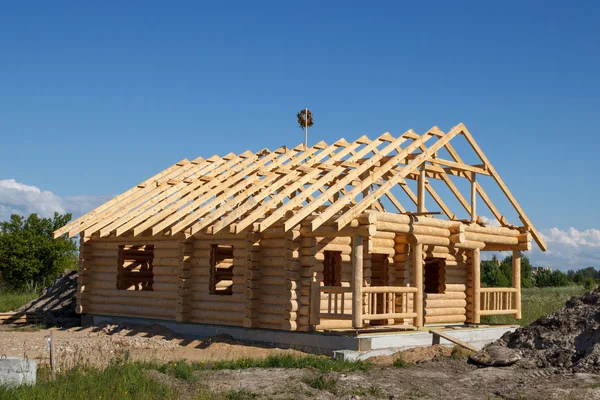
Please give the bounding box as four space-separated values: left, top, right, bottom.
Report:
0 213 76 290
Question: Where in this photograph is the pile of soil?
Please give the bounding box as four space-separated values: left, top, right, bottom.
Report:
15 270 79 327
495 287 600 372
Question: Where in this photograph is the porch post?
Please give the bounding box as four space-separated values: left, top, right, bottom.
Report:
472 248 481 324
512 250 522 319
413 242 424 327
352 235 364 329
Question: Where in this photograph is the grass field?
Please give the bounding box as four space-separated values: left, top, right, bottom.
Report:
0 285 592 398
0 355 372 400
0 290 38 312
482 285 589 326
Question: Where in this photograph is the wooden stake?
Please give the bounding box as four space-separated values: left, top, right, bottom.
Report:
50 330 56 379
352 235 364 329
512 250 522 319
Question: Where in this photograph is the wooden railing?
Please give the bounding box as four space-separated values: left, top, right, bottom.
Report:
319 286 353 320
479 287 518 316
362 286 418 321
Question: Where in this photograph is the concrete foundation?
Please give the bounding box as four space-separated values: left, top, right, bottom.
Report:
87 314 516 356
0 357 37 387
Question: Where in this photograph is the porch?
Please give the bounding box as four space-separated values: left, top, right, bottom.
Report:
309 235 523 331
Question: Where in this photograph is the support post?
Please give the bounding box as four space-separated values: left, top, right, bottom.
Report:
418 164 426 213
471 174 477 222
472 248 481 324
352 235 364 329
309 272 320 328
512 250 522 319
413 242 424 327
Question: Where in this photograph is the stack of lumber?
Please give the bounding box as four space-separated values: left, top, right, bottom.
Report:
0 312 42 325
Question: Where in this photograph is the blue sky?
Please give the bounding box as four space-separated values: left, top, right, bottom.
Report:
1 1 599 269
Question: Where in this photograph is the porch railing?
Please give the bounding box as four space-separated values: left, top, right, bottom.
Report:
479 287 518 316
319 286 353 320
362 286 418 321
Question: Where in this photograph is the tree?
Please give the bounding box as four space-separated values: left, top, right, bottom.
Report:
0 213 77 290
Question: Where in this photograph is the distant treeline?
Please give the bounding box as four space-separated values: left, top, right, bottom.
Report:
482 255 597 289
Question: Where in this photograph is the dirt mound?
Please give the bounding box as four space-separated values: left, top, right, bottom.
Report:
16 270 79 327
493 287 600 372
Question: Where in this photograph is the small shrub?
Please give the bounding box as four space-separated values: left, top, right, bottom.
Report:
225 389 258 400
450 346 474 360
351 384 385 398
393 356 410 368
303 374 338 393
157 360 197 381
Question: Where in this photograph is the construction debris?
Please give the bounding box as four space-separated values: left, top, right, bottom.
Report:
475 287 600 372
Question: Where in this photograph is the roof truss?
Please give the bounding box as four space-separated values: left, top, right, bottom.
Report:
55 122 546 251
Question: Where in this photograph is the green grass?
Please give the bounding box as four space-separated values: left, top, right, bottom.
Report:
141 353 372 376
482 285 588 326
302 374 339 392
0 290 38 312
392 357 410 368
0 362 177 400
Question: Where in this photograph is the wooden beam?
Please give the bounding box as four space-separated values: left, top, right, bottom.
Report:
429 330 480 352
282 131 415 232
513 250 522 319
352 235 364 329
413 242 423 328
461 127 546 251
428 158 489 175
333 124 463 231
418 163 426 213
232 136 367 233
472 248 481 324
471 174 477 222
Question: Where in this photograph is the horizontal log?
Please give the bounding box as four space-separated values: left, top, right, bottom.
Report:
190 310 243 322
464 232 519 246
153 258 182 267
87 294 176 307
424 299 467 308
377 222 451 237
444 284 467 292
424 314 467 324
318 243 351 253
189 318 244 327
190 301 245 312
425 307 465 316
153 282 177 291
316 319 352 330
479 309 518 316
88 289 177 300
153 249 181 258
88 304 174 319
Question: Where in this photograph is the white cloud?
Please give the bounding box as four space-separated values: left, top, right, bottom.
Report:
479 216 501 227
0 179 111 222
528 227 600 271
475 216 599 271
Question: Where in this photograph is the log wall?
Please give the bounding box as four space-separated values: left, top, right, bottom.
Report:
422 246 469 324
189 235 246 327
78 235 180 321
312 236 354 331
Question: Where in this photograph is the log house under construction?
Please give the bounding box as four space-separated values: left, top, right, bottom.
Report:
54 123 546 333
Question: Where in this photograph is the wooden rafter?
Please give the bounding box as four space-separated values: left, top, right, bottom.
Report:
54 122 545 252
